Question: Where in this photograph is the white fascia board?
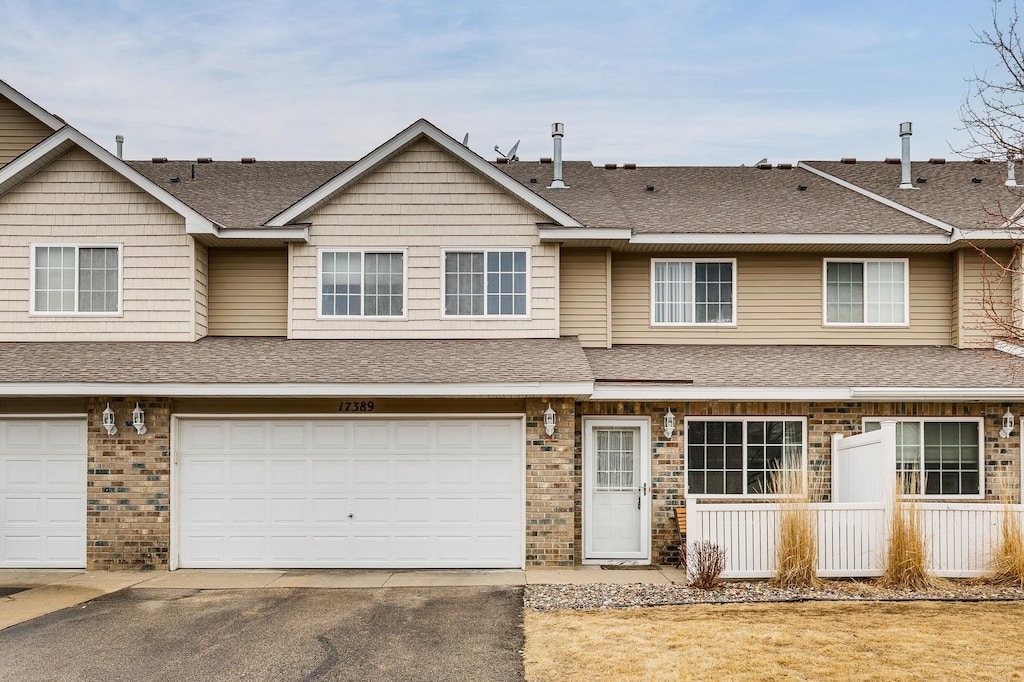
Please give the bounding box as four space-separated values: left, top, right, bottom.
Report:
996 340 1024 358
629 232 951 246
217 227 309 242
0 381 595 399
0 127 220 235
589 385 852 401
850 387 1024 400
959 229 1024 241
539 228 632 241
0 79 63 130
798 162 955 235
265 119 583 228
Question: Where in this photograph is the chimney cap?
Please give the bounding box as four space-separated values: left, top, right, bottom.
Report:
551 122 564 137
899 122 913 136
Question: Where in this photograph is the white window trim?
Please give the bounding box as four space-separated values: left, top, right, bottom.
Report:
317 248 409 320
29 243 124 317
440 247 532 320
822 257 910 327
649 257 738 327
861 416 985 500
683 416 808 500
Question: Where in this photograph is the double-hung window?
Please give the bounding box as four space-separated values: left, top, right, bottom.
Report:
651 259 735 325
686 418 805 497
864 419 982 497
31 244 121 314
824 258 907 325
320 250 405 317
443 249 528 317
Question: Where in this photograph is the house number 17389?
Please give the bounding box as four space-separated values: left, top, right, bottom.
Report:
340 401 375 412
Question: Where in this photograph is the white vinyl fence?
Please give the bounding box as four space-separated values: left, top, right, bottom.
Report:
687 499 1024 578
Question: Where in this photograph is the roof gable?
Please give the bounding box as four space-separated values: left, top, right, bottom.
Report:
0 79 63 132
265 119 582 228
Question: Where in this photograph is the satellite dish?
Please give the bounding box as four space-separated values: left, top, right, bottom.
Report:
495 139 521 163
462 133 469 146
753 157 768 166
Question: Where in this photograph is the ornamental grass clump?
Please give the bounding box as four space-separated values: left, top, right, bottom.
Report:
988 502 1024 587
687 541 726 590
772 467 820 588
882 473 937 590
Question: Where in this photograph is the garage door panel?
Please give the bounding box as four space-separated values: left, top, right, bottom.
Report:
1 419 86 568
229 423 266 449
178 418 523 568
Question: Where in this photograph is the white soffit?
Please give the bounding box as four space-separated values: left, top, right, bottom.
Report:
265 119 583 228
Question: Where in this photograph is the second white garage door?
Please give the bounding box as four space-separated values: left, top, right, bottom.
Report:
177 418 524 568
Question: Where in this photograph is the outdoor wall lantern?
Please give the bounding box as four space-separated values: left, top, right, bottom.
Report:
102 403 117 436
664 408 676 439
544 403 557 437
132 403 147 435
1000 409 1016 439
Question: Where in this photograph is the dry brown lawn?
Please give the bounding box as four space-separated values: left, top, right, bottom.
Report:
524 601 1024 681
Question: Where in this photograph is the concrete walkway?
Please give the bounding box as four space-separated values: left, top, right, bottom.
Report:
0 566 686 631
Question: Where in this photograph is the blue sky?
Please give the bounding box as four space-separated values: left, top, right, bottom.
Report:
0 0 1004 165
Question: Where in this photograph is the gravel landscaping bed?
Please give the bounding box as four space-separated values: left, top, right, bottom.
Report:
524 580 1024 611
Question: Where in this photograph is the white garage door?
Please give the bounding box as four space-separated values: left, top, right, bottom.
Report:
0 418 87 568
177 418 524 568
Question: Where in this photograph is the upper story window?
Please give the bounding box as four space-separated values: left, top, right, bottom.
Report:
864 419 983 497
443 249 528 317
685 418 805 498
824 258 907 325
320 250 405 317
651 259 735 325
31 244 121 315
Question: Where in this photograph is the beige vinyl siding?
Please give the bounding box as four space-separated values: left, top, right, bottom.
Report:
0 147 195 341
559 248 609 347
291 138 558 339
0 95 52 167
611 252 953 345
194 242 209 339
951 251 961 348
958 247 1013 348
208 248 287 336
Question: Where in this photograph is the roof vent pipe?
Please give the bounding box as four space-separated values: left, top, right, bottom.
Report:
1008 156 1018 187
547 123 568 189
115 135 124 160
898 122 917 190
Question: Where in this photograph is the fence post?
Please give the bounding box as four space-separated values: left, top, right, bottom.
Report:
877 420 898 573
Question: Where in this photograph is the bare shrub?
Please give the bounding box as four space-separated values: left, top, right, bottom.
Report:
772 468 820 588
687 541 726 590
988 503 1024 587
882 473 938 589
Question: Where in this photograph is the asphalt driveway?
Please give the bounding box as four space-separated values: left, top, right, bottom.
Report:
0 586 525 682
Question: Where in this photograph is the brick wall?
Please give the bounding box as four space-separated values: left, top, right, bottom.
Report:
86 397 170 570
524 397 576 567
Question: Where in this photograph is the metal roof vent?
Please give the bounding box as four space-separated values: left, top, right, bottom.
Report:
898 122 916 190
604 163 617 170
547 123 568 189
841 157 857 164
1007 157 1018 187
197 157 213 164
623 163 637 170
241 157 256 164
884 157 900 164
115 135 124 160
928 158 946 164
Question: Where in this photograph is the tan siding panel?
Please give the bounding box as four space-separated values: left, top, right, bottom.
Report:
291 138 557 339
559 248 608 347
0 148 194 341
959 248 1013 348
208 248 287 336
194 242 209 339
611 252 953 345
0 96 53 167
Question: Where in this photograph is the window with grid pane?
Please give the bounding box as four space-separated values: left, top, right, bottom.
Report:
686 419 805 497
595 428 635 491
652 259 733 324
33 245 119 314
865 420 981 496
825 259 906 324
320 251 404 317
445 250 527 316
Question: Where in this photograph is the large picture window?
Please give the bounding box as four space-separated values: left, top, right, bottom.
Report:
31 244 121 314
864 419 982 496
651 259 735 325
686 418 805 497
443 250 528 316
824 258 907 325
320 250 405 317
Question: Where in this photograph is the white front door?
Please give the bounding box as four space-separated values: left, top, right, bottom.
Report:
583 418 650 561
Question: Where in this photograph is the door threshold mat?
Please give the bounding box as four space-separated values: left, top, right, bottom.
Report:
0 587 29 597
599 564 657 570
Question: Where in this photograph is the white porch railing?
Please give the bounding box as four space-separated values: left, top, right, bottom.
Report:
686 499 1024 579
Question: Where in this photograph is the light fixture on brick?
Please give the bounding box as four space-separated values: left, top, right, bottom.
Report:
664 408 676 439
102 403 117 436
543 403 557 437
1000 409 1015 438
132 403 147 435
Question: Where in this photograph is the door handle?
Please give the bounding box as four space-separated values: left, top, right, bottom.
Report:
642 483 648 496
